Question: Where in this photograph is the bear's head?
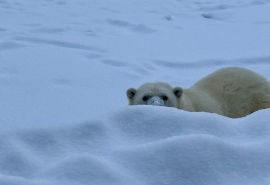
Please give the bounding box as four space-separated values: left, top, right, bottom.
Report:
126 82 183 108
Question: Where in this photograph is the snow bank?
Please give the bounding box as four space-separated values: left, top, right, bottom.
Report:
1 106 270 185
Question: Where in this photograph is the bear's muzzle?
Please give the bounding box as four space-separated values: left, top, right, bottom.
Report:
147 97 165 106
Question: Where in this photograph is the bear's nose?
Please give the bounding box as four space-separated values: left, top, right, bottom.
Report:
148 97 164 106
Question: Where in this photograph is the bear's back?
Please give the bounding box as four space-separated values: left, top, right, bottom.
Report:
190 67 270 117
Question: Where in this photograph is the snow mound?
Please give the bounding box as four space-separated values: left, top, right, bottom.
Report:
1 106 270 185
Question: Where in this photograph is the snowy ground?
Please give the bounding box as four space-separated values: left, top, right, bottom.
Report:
1 0 270 184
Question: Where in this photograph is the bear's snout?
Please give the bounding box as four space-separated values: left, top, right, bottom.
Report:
147 97 165 106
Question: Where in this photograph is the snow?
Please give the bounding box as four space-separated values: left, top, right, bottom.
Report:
0 0 270 184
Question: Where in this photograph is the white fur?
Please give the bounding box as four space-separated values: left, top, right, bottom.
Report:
126 67 270 118
126 82 178 108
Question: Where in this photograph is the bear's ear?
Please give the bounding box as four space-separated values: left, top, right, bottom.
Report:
173 87 183 98
126 88 137 100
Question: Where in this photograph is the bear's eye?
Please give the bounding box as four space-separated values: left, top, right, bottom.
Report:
142 96 149 101
162 95 168 101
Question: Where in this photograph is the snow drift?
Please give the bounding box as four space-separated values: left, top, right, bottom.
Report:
1 106 270 185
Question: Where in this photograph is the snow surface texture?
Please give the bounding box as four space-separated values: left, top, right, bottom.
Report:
1 0 270 184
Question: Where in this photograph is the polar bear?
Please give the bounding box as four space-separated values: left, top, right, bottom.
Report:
126 67 270 118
